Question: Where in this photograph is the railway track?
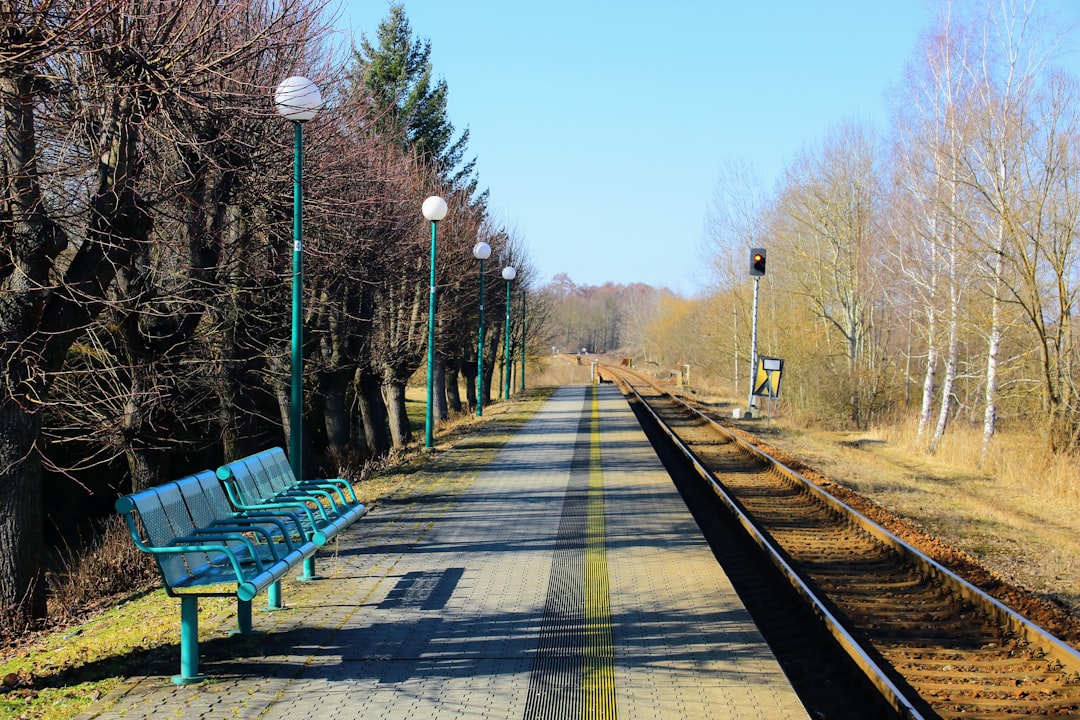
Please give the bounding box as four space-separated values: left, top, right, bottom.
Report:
601 364 1080 719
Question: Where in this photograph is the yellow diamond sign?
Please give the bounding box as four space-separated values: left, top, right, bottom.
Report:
752 356 784 398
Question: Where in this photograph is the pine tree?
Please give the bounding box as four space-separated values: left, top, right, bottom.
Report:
351 3 478 195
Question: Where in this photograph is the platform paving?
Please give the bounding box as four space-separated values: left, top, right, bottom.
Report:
77 384 808 720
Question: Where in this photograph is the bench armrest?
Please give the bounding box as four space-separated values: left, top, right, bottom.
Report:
296 478 357 505
270 488 337 520
170 531 269 571
185 522 292 560
219 477 327 528
211 511 326 546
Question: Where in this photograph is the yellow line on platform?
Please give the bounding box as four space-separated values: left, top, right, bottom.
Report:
583 386 617 720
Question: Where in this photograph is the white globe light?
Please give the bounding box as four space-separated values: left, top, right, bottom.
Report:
473 242 492 260
422 196 448 221
275 76 322 122
502 266 517 281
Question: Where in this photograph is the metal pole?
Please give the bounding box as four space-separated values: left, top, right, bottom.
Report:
290 121 318 582
520 291 526 392
503 278 512 400
476 258 485 416
290 121 303 482
425 220 438 448
748 275 760 413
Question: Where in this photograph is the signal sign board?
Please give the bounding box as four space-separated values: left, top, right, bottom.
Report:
752 356 784 398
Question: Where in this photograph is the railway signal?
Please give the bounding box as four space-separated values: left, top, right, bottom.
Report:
747 247 767 413
750 248 766 276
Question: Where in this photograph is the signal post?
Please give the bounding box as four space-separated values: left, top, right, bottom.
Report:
748 248 766 415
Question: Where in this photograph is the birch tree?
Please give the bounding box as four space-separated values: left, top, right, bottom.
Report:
959 0 1066 456
891 5 980 452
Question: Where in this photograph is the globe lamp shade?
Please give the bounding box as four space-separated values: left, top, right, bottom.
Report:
274 76 322 122
422 196 448 222
473 242 492 260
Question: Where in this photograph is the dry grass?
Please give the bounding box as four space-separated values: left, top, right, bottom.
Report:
880 417 1080 504
528 354 596 387
49 517 159 614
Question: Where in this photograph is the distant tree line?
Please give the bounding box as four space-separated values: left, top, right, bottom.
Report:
536 274 673 358
0 1 532 633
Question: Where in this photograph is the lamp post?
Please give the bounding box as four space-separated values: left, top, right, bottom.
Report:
422 195 448 449
473 241 491 416
275 75 321 590
274 76 321 490
502 266 516 400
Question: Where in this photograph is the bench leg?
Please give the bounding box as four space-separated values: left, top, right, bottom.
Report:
268 580 283 610
236 598 253 634
298 555 320 582
173 596 207 685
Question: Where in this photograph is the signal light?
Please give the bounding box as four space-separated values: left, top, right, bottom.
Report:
750 248 766 276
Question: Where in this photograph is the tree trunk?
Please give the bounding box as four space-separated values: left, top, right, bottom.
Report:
918 339 938 448
486 320 502 405
0 401 46 627
321 368 352 464
356 370 391 457
433 357 448 422
269 351 293 453
980 221 1005 464
122 369 169 492
445 358 462 413
929 226 960 454
383 378 412 447
461 358 477 412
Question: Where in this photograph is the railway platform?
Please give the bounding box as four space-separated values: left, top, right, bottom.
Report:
78 384 808 720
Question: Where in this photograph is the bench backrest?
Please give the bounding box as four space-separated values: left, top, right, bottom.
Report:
217 455 261 506
119 471 268 590
117 481 213 589
175 471 234 529
218 447 295 505
193 472 239 519
258 448 295 493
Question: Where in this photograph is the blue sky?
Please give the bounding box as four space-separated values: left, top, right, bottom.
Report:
336 1 1079 295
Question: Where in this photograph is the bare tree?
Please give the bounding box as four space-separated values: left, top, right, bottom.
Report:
956 0 1073 456
775 121 887 426
702 159 767 396
0 0 334 630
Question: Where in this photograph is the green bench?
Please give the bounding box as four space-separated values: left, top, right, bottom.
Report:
115 469 323 684
215 447 368 579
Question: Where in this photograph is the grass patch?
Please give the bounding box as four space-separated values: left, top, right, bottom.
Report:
0 589 236 719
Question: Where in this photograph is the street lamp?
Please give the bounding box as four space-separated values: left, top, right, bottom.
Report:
502 266 516 400
275 75 321 589
274 76 321 488
473 241 491 416
422 195 448 449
